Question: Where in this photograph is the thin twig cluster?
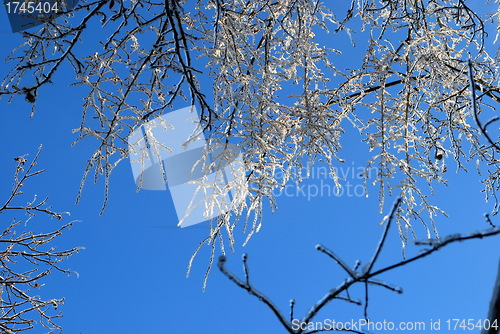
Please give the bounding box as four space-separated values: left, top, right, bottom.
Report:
0 147 82 333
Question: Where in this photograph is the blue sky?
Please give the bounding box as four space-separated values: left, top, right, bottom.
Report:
1 2 499 334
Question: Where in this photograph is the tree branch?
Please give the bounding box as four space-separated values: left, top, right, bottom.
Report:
219 197 500 334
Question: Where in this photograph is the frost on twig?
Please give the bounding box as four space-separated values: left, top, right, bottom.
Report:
5 0 500 281
0 147 82 333
218 198 500 334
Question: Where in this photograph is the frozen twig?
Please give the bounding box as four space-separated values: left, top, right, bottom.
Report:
468 58 500 152
218 255 294 333
0 148 81 332
482 258 500 334
363 198 402 275
219 197 500 334
242 253 250 286
485 213 496 228
315 244 357 279
371 226 500 278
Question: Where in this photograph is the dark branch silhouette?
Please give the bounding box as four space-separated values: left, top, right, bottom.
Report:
219 198 500 334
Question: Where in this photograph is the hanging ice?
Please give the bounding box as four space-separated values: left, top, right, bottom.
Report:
128 106 246 228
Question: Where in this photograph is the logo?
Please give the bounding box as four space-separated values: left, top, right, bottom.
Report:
128 106 247 228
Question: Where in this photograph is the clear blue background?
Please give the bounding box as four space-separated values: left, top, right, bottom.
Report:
0 3 499 333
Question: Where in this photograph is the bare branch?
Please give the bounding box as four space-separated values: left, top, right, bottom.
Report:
315 244 358 279
482 258 500 334
218 255 295 333
468 58 500 153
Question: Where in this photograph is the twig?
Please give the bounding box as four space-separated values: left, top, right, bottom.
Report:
481 258 500 334
468 58 500 152
0 149 81 332
218 255 294 333
219 197 500 334
485 213 496 228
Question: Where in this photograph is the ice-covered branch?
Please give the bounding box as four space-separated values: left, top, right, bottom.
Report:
218 254 295 333
468 58 500 153
315 244 358 279
219 198 500 334
482 258 500 334
0 148 82 332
